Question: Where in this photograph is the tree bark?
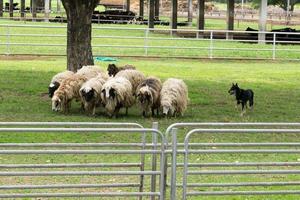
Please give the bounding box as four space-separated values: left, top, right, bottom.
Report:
61 0 98 72
0 0 3 17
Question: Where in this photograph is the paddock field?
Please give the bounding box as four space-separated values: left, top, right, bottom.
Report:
1 56 300 199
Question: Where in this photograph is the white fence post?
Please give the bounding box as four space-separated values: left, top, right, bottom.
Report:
6 25 10 55
144 29 149 56
272 33 276 60
209 31 213 59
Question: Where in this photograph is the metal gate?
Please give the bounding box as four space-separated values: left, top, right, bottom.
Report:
166 123 300 199
0 122 165 199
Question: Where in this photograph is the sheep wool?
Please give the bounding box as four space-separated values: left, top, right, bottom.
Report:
76 65 108 80
160 78 188 117
79 75 106 116
48 70 74 98
136 77 162 117
115 69 145 94
101 77 135 117
52 74 87 113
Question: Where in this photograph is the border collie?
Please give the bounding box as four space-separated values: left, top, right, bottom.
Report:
228 83 254 116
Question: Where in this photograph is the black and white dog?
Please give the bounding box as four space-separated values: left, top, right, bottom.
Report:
228 83 254 116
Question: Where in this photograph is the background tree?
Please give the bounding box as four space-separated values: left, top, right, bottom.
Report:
252 0 300 11
61 0 99 72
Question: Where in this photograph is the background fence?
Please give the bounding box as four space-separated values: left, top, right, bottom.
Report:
2 122 300 199
0 24 300 60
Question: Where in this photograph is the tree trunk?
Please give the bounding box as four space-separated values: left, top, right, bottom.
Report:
61 0 98 72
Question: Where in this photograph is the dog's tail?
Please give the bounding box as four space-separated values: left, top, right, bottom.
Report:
249 90 254 107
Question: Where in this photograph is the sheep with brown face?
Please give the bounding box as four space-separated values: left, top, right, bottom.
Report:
51 74 87 114
48 70 74 98
160 78 189 117
100 77 135 118
136 77 162 117
107 64 136 77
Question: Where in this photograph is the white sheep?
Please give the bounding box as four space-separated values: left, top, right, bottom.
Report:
79 75 106 116
51 74 87 113
101 77 135 117
136 77 162 117
76 65 108 80
160 78 188 117
115 69 145 94
48 70 74 98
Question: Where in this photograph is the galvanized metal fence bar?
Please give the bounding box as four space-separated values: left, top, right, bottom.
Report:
170 128 178 200
182 128 300 199
151 122 159 200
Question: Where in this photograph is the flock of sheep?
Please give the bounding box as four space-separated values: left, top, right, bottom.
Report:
49 64 188 118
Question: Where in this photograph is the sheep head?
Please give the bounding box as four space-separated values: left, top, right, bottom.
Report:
137 86 153 105
161 100 175 117
51 95 62 112
107 64 119 77
48 82 60 98
101 86 118 117
80 87 95 102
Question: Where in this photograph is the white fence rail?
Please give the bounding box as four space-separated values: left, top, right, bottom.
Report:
0 24 300 60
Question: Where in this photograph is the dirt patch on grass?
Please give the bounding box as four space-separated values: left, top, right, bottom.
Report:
0 55 57 61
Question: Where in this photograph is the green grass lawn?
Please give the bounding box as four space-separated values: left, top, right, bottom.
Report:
1 56 300 199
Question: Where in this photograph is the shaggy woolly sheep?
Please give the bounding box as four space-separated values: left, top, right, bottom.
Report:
51 74 87 113
79 75 106 116
76 65 108 80
136 77 162 117
48 70 74 98
160 78 188 117
115 69 145 94
107 64 136 77
100 77 135 117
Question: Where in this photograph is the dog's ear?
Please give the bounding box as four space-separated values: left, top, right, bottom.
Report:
235 83 238 86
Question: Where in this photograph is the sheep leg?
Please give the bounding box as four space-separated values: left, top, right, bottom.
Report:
156 109 159 116
114 107 121 118
67 101 71 113
151 108 155 117
92 106 96 116
143 111 146 117
125 107 128 116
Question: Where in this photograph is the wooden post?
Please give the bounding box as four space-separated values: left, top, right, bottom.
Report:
126 0 130 12
154 0 159 20
45 0 50 22
148 0 155 28
20 0 25 18
197 0 205 30
139 0 144 19
187 0 193 25
171 0 177 30
9 0 13 18
227 0 234 39
0 0 3 17
32 0 37 20
259 0 267 43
